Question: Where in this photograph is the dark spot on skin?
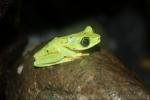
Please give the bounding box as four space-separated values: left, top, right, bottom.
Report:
80 37 90 47
46 50 49 53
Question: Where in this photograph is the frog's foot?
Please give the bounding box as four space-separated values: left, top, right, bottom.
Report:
67 53 89 61
80 53 89 56
74 52 89 56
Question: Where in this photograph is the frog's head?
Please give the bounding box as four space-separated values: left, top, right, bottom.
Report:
66 26 101 51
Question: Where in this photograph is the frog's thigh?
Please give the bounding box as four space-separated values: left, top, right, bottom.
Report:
34 52 64 67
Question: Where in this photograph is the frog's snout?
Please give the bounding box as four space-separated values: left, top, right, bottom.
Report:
97 36 100 40
96 35 101 42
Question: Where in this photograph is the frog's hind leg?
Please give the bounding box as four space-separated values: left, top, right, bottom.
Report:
34 51 64 67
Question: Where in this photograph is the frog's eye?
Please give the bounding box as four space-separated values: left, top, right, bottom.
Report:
80 37 90 47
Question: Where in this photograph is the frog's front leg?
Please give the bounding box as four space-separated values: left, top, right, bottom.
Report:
51 52 89 65
58 47 89 62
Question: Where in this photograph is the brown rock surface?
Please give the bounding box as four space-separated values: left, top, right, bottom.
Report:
5 48 150 100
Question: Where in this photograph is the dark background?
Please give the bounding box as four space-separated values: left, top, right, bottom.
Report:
0 0 150 91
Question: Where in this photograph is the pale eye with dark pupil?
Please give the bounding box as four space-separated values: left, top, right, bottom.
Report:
80 37 90 47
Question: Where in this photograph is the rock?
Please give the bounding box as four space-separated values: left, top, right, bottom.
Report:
5 48 150 100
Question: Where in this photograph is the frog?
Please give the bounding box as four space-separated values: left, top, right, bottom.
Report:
33 26 101 67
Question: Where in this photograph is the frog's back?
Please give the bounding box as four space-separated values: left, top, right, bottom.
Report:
34 40 59 58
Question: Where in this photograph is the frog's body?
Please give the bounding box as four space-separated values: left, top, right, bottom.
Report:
33 26 101 67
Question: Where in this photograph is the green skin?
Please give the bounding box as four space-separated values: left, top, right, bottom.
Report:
33 26 101 67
